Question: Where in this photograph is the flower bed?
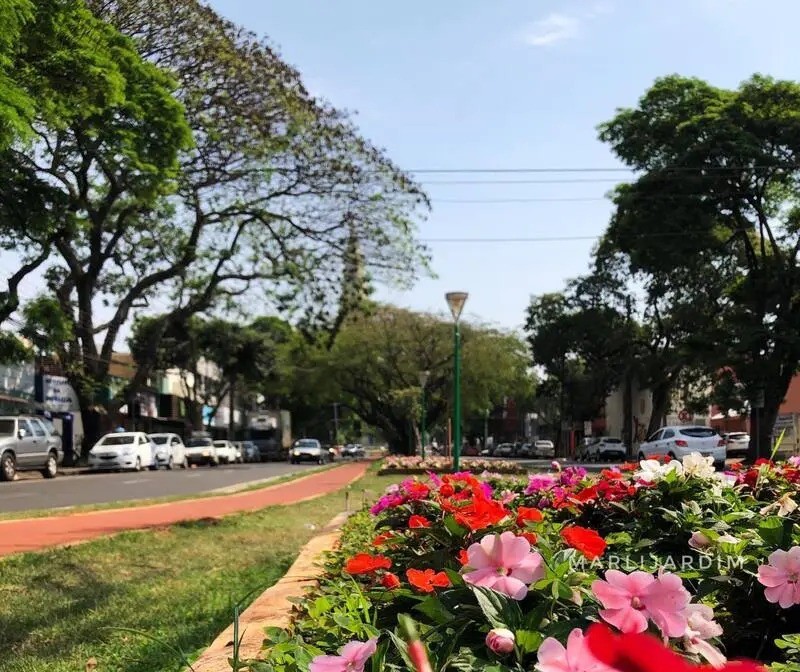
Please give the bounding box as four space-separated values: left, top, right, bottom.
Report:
252 456 800 671
379 455 526 475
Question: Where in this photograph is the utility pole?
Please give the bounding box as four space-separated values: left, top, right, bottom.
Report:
332 403 340 443
624 296 634 458
484 408 489 455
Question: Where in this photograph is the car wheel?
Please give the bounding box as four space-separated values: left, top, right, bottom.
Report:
0 452 16 482
42 451 58 479
133 457 142 472
210 458 219 467
181 457 189 469
638 452 646 461
667 452 677 461
167 456 174 470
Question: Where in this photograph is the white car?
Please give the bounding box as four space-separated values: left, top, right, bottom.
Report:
148 433 188 470
184 436 219 466
88 432 155 472
532 440 555 458
213 440 239 464
638 426 726 470
587 437 627 462
723 432 750 458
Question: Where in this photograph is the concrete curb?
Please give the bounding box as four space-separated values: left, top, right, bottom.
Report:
189 511 350 672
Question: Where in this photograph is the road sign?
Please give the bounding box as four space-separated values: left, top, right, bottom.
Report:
678 409 692 423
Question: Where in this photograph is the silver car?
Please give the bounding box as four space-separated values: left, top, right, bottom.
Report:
0 415 63 481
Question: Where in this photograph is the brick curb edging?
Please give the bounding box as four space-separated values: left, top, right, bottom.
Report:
189 511 350 672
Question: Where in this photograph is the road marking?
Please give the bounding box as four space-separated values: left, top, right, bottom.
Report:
0 492 33 499
122 479 150 485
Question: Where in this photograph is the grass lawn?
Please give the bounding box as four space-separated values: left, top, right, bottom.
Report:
0 470 395 672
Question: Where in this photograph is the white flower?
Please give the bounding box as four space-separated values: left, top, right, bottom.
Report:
689 531 711 550
636 459 684 482
682 452 716 479
760 492 798 517
716 533 741 545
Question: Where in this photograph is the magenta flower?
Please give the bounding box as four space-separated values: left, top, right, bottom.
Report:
370 493 404 515
525 473 558 495
559 466 587 487
462 531 545 600
310 637 378 672
591 570 690 638
757 547 800 608
427 472 444 487
535 628 616 672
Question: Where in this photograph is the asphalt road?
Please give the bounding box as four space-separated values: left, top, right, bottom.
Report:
0 462 320 513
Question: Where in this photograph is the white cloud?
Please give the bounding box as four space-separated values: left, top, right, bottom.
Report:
522 12 580 47
521 2 613 48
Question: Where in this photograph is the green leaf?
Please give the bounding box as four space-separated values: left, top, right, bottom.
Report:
414 595 455 624
444 515 468 537
515 629 543 654
470 586 523 629
759 517 784 547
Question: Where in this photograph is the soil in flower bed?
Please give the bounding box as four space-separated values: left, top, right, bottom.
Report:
0 471 397 672
256 458 800 671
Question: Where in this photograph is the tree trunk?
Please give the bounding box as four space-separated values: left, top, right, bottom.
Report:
228 376 236 440
648 382 671 437
748 404 779 462
622 372 633 458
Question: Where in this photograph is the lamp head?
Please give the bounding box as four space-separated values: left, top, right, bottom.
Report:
445 291 469 322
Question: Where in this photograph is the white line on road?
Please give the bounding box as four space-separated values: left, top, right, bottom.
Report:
0 492 33 499
122 479 150 485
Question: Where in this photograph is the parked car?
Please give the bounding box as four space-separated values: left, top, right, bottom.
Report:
578 437 598 461
494 443 515 458
587 437 627 462
517 443 534 458
0 415 63 481
213 440 239 464
290 438 328 464
342 444 365 458
638 426 726 470
532 440 555 458
88 432 155 472
723 432 750 458
240 441 259 462
184 436 219 466
148 433 188 470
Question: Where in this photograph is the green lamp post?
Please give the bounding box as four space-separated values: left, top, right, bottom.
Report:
418 370 429 459
445 291 468 472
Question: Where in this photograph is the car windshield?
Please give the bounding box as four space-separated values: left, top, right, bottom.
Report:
295 440 318 448
100 435 136 446
187 439 212 447
0 419 14 435
679 428 717 438
604 438 622 444
213 441 227 447
150 436 168 444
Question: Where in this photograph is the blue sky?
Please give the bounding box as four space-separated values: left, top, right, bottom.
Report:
204 0 800 332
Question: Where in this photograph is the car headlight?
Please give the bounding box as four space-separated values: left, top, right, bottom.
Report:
202 450 210 456
293 450 300 456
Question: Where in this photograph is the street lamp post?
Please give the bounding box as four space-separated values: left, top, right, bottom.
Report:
445 291 468 472
418 370 430 459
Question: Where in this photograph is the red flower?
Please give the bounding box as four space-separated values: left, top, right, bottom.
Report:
572 486 599 504
406 568 451 593
600 469 624 481
439 483 455 497
755 458 774 467
381 572 401 589
344 553 392 575
409 515 432 529
561 526 607 560
457 549 470 566
586 622 764 672
518 531 538 545
372 531 397 547
728 462 743 472
516 506 544 527
454 496 508 531
619 462 639 472
405 481 431 500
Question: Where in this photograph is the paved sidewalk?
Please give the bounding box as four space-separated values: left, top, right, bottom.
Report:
0 461 370 557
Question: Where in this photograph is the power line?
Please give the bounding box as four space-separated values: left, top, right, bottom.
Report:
405 164 800 175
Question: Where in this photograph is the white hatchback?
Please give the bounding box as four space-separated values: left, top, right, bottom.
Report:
638 426 726 470
148 433 188 470
88 432 155 472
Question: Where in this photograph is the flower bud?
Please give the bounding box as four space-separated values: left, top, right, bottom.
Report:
485 628 515 656
381 572 401 589
688 531 711 550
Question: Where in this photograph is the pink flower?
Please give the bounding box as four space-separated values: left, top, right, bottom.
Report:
525 473 558 495
310 638 378 672
757 547 800 608
486 628 516 656
688 531 711 551
683 604 726 667
535 628 616 672
591 570 690 638
462 531 545 600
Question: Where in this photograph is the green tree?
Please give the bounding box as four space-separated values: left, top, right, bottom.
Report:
327 305 533 454
90 0 430 409
599 74 800 459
